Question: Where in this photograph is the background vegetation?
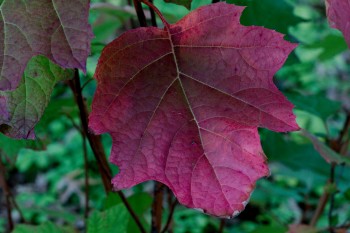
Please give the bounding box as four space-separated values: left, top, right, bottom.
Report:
0 0 349 232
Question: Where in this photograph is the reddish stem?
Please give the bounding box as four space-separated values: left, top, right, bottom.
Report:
310 112 350 227
133 0 147 27
140 0 169 28
68 70 146 233
0 154 14 231
151 182 165 233
161 198 178 233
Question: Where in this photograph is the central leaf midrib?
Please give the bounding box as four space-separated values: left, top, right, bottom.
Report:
166 28 234 209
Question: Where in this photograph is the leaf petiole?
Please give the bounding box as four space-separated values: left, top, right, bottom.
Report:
139 0 170 28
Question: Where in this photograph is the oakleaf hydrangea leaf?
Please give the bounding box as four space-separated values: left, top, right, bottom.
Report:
0 56 73 139
89 3 299 217
0 0 93 91
326 0 350 48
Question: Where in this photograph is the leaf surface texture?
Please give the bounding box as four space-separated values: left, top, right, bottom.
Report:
326 0 350 48
0 0 92 90
89 3 299 217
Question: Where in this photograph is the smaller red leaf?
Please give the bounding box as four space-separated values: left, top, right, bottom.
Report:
326 0 350 48
0 0 93 91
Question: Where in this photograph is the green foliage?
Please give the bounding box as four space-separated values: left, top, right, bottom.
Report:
227 0 303 34
88 204 129 233
1 0 350 233
12 222 72 233
0 56 73 139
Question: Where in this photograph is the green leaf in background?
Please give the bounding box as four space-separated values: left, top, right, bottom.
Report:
304 33 348 60
102 192 152 232
12 222 73 233
261 130 332 178
163 0 192 9
89 3 135 55
0 134 43 164
301 129 350 165
0 56 73 139
251 225 287 233
285 92 341 121
227 0 303 34
88 203 130 233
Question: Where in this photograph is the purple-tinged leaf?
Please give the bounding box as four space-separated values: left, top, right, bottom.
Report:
0 56 73 139
0 0 93 91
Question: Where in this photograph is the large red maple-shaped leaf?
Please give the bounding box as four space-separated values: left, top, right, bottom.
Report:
89 2 299 217
0 0 92 91
326 0 350 48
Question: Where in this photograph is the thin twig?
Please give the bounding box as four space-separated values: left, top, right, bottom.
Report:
68 69 147 233
151 182 165 233
218 219 225 233
81 78 94 91
68 70 112 192
0 153 14 231
310 112 350 227
82 133 90 219
11 197 25 224
328 163 336 233
64 113 83 134
148 0 157 27
161 198 178 233
133 0 147 27
140 0 169 28
310 183 330 226
65 110 90 219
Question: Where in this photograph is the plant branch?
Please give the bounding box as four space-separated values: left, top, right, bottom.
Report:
328 164 336 233
68 70 112 193
0 153 14 231
151 182 165 233
310 112 350 227
218 219 225 233
140 0 169 28
310 187 329 226
133 0 147 27
161 198 177 233
148 0 158 27
82 132 90 219
68 69 146 233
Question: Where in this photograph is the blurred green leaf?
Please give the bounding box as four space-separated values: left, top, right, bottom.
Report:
227 0 303 34
262 130 329 175
0 134 44 164
0 56 73 139
102 192 152 232
163 0 192 9
88 203 130 233
251 225 286 233
286 92 341 121
301 129 350 165
305 33 348 60
344 188 350 201
12 222 71 233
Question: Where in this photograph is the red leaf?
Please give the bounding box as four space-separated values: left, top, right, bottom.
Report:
89 3 299 217
326 0 350 48
0 0 93 91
